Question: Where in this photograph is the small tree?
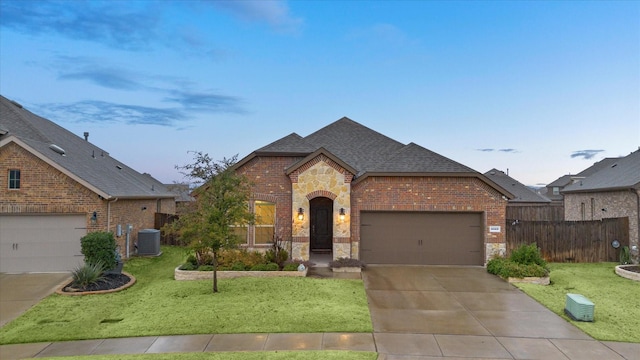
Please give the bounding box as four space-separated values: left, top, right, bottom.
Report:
165 152 254 293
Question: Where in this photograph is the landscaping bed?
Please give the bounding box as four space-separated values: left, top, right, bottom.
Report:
0 246 372 345
615 264 640 281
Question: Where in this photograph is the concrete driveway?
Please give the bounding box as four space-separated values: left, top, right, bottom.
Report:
363 265 635 359
0 273 70 327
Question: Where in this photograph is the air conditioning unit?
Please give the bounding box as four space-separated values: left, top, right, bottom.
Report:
137 229 161 256
564 293 594 322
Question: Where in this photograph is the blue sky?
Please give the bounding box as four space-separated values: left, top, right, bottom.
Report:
1 0 638 187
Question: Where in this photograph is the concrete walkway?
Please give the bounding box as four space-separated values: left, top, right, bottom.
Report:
1 266 639 359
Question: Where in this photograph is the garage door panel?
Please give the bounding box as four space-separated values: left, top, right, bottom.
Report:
361 212 483 266
0 215 86 273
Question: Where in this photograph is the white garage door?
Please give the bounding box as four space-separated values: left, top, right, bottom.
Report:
0 215 86 273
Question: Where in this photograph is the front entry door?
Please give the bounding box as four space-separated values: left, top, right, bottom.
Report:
310 197 333 251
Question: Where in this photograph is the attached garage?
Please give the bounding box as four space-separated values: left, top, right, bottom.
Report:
0 215 86 273
360 211 484 265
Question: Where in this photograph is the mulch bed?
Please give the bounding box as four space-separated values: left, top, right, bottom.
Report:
620 265 640 274
63 273 132 293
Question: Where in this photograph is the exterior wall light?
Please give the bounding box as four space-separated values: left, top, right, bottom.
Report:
339 208 346 222
297 208 304 221
91 211 97 224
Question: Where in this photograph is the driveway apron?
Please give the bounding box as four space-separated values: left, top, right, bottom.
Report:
362 265 632 359
0 273 71 327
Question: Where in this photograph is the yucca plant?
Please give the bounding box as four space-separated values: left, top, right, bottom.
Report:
71 261 105 288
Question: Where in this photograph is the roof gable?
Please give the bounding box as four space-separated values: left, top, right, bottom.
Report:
0 95 174 199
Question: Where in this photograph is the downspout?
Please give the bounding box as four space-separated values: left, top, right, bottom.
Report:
107 197 119 233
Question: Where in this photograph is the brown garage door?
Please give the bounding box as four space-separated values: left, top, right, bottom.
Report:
360 212 484 265
0 215 86 273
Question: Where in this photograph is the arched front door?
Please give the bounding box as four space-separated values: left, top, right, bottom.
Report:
310 197 333 252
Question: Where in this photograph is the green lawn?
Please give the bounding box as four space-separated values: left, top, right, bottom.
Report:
0 247 372 345
514 262 640 343
37 351 378 360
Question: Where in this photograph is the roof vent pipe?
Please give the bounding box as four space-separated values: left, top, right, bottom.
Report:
84 132 89 141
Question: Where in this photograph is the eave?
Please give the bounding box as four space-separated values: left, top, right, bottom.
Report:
352 171 515 199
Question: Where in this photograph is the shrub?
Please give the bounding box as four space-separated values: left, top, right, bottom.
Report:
265 248 289 267
249 263 278 271
179 263 197 271
283 263 299 271
218 249 265 268
198 265 215 271
231 262 248 271
509 243 547 267
329 257 366 269
620 246 631 264
186 254 198 266
71 261 105 288
80 232 117 270
487 244 549 279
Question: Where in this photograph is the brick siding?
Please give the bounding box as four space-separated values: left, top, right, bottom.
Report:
237 155 508 259
0 142 176 258
564 190 639 250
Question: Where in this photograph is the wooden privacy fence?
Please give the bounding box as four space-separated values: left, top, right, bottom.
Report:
506 204 564 221
506 217 629 262
154 213 181 245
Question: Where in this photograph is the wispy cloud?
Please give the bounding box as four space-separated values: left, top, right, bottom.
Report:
476 148 519 153
50 57 246 120
0 0 162 51
35 101 185 126
571 149 604 160
208 0 303 34
59 68 142 90
164 90 245 113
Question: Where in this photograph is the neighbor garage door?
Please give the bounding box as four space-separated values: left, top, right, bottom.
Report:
360 212 484 265
0 215 86 273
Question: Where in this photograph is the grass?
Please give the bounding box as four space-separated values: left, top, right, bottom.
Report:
514 262 640 343
37 351 378 360
0 246 372 345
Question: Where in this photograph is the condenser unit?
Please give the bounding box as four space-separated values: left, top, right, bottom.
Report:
564 293 594 322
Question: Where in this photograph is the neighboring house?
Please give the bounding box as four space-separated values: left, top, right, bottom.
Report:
562 149 640 254
0 96 176 273
543 157 620 202
165 183 195 215
232 117 513 266
484 169 550 205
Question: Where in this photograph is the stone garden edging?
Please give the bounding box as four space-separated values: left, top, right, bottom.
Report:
174 267 308 280
56 272 136 296
331 267 362 273
507 276 550 285
615 265 640 282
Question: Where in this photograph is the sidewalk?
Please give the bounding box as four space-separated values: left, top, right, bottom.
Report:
2 332 639 359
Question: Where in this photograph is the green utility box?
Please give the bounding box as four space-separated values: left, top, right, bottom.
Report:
564 293 594 322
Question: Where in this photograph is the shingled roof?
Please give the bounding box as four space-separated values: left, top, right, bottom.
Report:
0 95 174 199
242 117 512 196
485 169 550 203
563 149 640 193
